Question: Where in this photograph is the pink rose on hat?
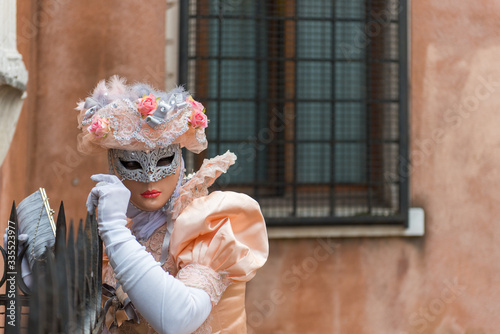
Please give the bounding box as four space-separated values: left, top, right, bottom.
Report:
187 96 204 113
187 96 208 129
88 115 110 138
137 93 158 117
190 109 208 129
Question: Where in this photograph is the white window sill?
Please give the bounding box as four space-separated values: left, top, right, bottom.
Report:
267 208 424 239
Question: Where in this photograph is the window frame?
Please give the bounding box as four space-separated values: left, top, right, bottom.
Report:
178 0 410 229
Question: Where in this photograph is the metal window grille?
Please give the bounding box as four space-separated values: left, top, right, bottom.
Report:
180 0 409 227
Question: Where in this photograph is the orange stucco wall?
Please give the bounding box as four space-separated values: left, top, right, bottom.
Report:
246 0 500 333
2 0 500 333
1 0 167 222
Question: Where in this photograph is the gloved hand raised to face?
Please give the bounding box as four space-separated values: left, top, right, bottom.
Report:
86 174 131 241
87 174 130 221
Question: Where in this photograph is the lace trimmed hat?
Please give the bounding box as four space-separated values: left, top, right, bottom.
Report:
75 76 208 155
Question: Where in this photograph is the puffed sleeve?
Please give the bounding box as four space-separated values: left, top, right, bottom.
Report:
169 191 268 304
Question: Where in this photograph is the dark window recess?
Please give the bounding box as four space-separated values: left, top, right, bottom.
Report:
179 0 409 227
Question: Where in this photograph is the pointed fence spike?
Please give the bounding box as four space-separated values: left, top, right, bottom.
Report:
9 201 17 223
17 246 31 295
54 215 67 258
55 222 71 333
68 220 77 310
88 210 100 327
95 212 103 325
27 260 41 334
76 218 89 333
56 201 66 229
44 247 58 334
8 200 18 257
83 217 92 332
55 202 67 248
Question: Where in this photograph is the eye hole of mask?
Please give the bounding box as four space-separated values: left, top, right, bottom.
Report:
157 155 174 167
119 160 142 170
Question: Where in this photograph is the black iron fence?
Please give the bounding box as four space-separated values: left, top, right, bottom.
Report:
0 202 104 334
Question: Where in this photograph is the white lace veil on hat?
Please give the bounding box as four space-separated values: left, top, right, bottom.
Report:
75 76 208 155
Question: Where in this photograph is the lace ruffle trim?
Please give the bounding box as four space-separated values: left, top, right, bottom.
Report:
176 263 231 305
171 151 236 220
177 264 231 334
103 262 117 287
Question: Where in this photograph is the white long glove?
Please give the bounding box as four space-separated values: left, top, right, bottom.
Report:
87 174 212 334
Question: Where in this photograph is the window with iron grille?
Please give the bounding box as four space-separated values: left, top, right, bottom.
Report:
179 0 409 227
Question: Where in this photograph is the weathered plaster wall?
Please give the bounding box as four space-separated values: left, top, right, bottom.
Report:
0 0 167 222
2 0 500 333
247 0 500 333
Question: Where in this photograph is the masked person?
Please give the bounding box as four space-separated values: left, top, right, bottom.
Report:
77 76 269 334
